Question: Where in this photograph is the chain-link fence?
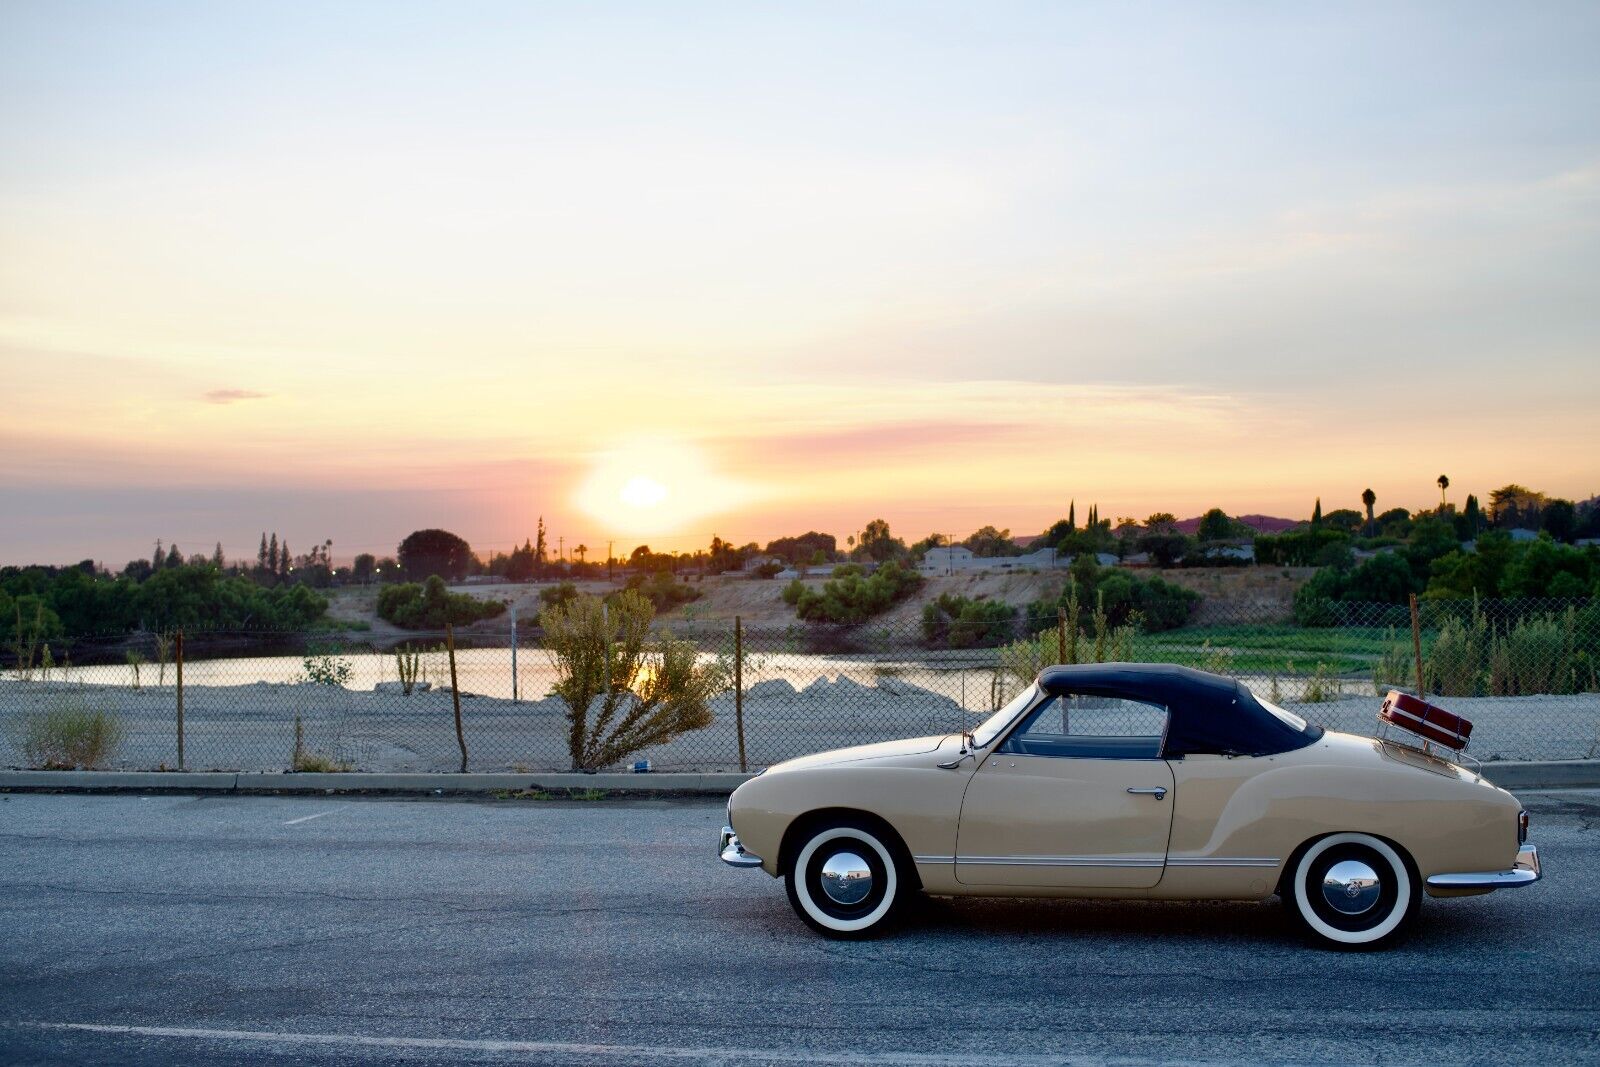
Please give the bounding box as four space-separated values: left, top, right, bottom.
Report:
2 597 1596 773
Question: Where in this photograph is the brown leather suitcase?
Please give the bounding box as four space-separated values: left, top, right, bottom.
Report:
1380 690 1473 751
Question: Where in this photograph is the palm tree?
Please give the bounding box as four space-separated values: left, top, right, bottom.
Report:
1437 474 1450 508
574 544 588 564
1362 488 1376 536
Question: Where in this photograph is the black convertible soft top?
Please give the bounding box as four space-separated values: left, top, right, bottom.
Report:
1037 662 1321 758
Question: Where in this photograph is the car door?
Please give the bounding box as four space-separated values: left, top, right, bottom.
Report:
955 691 1174 889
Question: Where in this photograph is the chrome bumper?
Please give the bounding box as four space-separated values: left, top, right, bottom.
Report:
719 825 762 868
1427 844 1541 890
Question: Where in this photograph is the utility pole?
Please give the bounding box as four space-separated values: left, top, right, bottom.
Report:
558 536 564 563
607 540 614 582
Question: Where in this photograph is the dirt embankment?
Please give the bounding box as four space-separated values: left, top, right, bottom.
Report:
327 565 1315 638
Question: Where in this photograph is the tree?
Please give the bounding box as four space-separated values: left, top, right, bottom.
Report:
855 518 908 562
574 543 588 564
1310 498 1323 531
397 529 474 582
1362 488 1377 536
152 539 164 572
1196 508 1235 543
352 553 377 583
1542 499 1577 543
1489 484 1546 529
1323 509 1363 535
963 526 1019 558
1437 474 1449 509
279 540 291 579
268 533 279 575
542 591 724 771
165 544 182 570
1136 530 1192 567
257 533 269 573
212 543 226 570
1463 494 1483 536
765 532 837 563
1145 512 1177 533
535 517 548 579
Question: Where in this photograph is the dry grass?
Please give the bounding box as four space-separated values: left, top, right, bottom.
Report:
14 696 125 769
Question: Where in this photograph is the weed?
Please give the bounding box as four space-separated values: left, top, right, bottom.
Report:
14 697 125 769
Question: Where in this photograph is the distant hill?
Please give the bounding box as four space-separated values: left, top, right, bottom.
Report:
1173 514 1300 535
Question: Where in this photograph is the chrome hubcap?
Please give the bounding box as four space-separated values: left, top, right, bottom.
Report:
1321 859 1382 915
819 851 873 905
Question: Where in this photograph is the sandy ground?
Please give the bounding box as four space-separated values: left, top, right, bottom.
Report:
330 565 1315 638
3 674 1595 773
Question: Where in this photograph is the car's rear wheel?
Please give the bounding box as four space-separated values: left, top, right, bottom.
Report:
1285 832 1418 949
784 819 908 939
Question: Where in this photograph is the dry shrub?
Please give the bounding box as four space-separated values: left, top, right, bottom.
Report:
16 697 125 769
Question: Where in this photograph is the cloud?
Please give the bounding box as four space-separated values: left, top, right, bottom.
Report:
204 389 268 405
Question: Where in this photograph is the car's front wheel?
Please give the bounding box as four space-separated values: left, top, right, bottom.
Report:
784 819 908 939
1285 832 1419 949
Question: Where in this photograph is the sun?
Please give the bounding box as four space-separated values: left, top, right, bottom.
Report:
619 476 668 510
573 438 759 536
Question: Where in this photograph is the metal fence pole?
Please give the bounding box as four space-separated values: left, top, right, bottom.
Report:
175 629 185 771
1057 608 1067 665
735 616 747 773
1408 593 1424 695
447 624 467 772
510 604 519 703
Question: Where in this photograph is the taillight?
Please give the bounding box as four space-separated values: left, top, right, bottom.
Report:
1518 810 1529 845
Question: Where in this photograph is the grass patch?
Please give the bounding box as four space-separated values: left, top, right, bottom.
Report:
14 697 125 769
290 751 351 773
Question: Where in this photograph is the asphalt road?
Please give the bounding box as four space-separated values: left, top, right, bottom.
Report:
1 791 1597 1066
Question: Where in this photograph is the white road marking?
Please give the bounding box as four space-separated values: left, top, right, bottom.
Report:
27 1022 1276 1066
281 810 336 826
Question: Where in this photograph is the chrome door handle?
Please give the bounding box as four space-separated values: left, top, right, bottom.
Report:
1127 787 1167 800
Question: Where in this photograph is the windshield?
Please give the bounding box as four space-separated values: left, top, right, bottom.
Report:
971 683 1040 748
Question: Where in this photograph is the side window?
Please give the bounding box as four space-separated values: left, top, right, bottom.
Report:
997 693 1168 759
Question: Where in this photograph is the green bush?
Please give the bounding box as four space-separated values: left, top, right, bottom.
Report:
1028 564 1198 633
14 697 125 769
789 561 923 624
539 582 579 610
616 572 701 613
377 576 506 629
541 591 725 770
921 594 1016 648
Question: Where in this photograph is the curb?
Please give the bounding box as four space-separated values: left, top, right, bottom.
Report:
1 761 1596 796
1476 760 1600 790
0 770 758 796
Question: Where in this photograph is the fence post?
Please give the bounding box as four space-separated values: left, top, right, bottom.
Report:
447 624 467 772
734 616 747 773
1057 608 1067 666
175 629 185 771
510 603 519 704
1408 594 1424 695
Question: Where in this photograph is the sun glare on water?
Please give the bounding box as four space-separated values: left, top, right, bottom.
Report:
574 439 757 536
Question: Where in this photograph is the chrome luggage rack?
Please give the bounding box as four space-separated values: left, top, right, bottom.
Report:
1375 705 1482 775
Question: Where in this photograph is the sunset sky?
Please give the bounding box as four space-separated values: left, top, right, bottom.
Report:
3 2 1598 566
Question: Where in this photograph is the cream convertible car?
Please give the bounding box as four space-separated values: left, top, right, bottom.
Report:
719 664 1540 948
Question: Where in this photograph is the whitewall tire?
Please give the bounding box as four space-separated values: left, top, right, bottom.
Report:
784 821 907 939
1286 832 1418 949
